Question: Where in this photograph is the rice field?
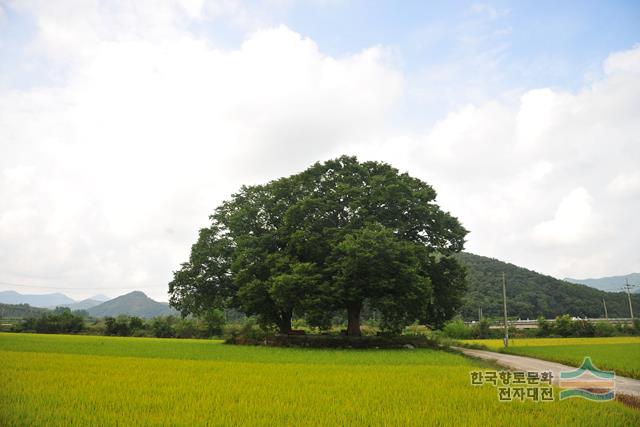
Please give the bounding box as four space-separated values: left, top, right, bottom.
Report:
463 337 640 379
1 333 639 426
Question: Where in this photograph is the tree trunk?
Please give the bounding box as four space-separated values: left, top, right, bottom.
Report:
278 311 292 335
346 303 362 336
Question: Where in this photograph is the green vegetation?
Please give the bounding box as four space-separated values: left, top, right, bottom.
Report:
1 333 638 426
10 312 225 340
170 156 468 336
441 314 639 340
0 303 48 319
456 252 640 319
464 337 640 379
20 307 85 334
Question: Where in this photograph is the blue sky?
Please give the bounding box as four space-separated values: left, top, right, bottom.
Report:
4 1 640 94
0 1 639 299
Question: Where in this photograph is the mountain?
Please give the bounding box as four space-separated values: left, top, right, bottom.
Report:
90 294 111 302
455 253 640 320
564 273 640 293
62 299 103 310
0 291 75 308
87 291 177 318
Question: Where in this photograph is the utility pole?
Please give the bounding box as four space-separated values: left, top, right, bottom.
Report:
502 272 509 348
622 279 636 320
478 307 483 322
602 298 608 320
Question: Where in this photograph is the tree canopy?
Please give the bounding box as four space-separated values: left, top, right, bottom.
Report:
169 156 468 335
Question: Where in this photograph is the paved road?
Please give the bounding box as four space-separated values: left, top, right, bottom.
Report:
453 347 640 398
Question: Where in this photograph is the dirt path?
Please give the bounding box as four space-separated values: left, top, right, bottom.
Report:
453 346 640 398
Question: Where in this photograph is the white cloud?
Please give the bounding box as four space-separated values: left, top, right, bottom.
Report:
0 6 402 300
1 2 639 300
349 45 640 280
608 171 640 196
604 44 640 75
531 187 595 245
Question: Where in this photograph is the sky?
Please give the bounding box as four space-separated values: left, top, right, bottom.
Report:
0 0 639 301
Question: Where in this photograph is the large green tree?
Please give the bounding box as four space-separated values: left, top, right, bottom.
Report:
169 156 468 335
327 223 432 335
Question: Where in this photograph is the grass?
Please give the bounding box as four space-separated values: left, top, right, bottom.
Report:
1 333 639 426
463 337 640 379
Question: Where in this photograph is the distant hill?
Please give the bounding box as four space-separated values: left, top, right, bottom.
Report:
90 294 111 302
62 299 103 310
564 273 640 293
0 291 75 308
455 253 640 320
87 291 177 318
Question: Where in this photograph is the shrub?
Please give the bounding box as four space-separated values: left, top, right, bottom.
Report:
173 318 205 339
471 318 490 339
571 319 595 337
553 314 573 337
151 316 176 338
403 324 430 337
104 316 131 336
129 316 145 332
537 316 552 337
594 321 616 337
442 317 472 339
360 324 379 336
201 309 225 337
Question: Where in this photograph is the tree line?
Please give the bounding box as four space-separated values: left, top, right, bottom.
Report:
12 307 225 338
441 315 640 340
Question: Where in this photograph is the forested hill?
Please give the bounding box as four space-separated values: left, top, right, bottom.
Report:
455 253 639 320
87 291 177 318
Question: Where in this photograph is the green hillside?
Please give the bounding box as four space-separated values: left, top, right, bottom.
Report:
62 299 103 310
88 291 177 318
456 253 639 320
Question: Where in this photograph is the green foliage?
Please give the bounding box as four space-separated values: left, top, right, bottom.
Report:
570 319 595 337
201 309 225 336
151 316 176 338
22 309 85 334
537 316 552 337
327 223 432 335
402 323 431 337
553 314 573 337
169 156 468 336
422 255 467 329
442 317 473 339
594 321 616 337
472 318 491 339
104 316 131 336
0 303 48 318
128 316 144 332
